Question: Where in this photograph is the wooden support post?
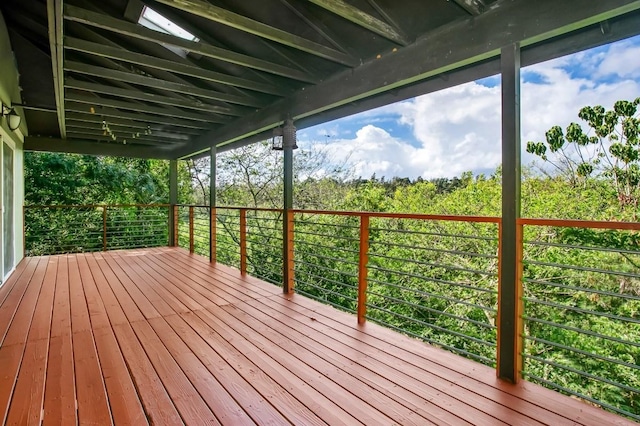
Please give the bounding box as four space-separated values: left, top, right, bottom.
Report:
357 215 370 324
173 205 179 247
240 209 247 274
210 207 216 263
282 127 295 294
497 43 523 383
284 211 295 294
189 206 194 253
169 159 178 246
210 146 216 263
102 206 107 251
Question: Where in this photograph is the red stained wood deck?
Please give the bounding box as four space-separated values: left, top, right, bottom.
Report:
0 247 633 425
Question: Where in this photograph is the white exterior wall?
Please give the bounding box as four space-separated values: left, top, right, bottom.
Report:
0 10 25 282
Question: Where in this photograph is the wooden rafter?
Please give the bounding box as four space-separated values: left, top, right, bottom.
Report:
63 5 318 83
46 0 66 137
152 0 357 66
65 102 214 129
65 93 229 123
306 0 409 45
450 0 487 16
64 62 264 108
64 80 237 115
64 37 283 95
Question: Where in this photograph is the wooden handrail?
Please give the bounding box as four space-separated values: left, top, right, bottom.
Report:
518 218 640 230
291 209 502 223
24 203 170 209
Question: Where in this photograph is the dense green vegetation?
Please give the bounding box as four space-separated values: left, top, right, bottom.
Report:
24 153 193 254
22 100 640 419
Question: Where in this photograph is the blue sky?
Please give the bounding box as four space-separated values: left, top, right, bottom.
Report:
297 35 640 180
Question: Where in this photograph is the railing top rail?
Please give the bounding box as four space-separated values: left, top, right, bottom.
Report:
519 218 640 231
24 203 171 209
210 206 284 213
291 209 502 224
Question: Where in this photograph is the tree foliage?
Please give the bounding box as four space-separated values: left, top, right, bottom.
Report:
527 98 640 211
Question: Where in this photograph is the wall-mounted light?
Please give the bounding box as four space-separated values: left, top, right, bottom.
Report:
1 102 21 131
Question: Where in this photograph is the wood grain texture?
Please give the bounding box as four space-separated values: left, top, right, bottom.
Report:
0 248 634 426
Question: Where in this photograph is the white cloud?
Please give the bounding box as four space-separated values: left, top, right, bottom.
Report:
596 40 640 79
300 37 640 179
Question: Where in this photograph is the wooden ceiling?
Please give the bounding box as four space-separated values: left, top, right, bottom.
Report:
1 0 639 159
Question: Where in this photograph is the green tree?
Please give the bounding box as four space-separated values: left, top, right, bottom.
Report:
527 98 640 212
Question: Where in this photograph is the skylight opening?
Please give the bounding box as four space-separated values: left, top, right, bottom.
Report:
138 6 199 57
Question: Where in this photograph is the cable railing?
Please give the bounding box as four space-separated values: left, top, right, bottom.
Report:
519 218 640 421
22 203 640 419
23 204 169 256
175 206 284 285
292 210 500 366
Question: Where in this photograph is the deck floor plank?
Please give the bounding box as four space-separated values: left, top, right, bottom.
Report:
129 320 220 425
193 308 366 426
71 256 113 425
212 303 428 426
147 316 256 426
0 248 635 426
79 252 147 423
163 312 312 425
43 256 76 426
5 258 56 425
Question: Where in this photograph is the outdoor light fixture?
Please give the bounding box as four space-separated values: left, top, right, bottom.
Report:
1 102 21 131
271 125 284 150
271 119 297 151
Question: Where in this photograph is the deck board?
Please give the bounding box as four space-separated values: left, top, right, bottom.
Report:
0 248 635 426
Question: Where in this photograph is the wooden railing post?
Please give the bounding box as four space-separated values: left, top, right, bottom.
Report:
210 207 216 263
189 206 194 253
357 215 370 325
515 222 524 377
102 205 107 251
240 209 247 274
283 210 295 294
173 205 179 247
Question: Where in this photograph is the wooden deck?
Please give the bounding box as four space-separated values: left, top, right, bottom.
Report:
0 248 633 425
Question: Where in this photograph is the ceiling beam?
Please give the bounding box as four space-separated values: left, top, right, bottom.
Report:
63 5 317 84
65 92 227 123
174 0 640 158
24 136 175 159
67 124 189 143
65 19 250 106
65 79 238 115
279 0 354 57
65 101 214 129
66 122 191 141
306 0 409 45
64 37 284 95
65 130 180 146
152 0 357 66
65 113 202 135
450 0 487 16
64 61 263 108
143 1 321 83
46 0 66 137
